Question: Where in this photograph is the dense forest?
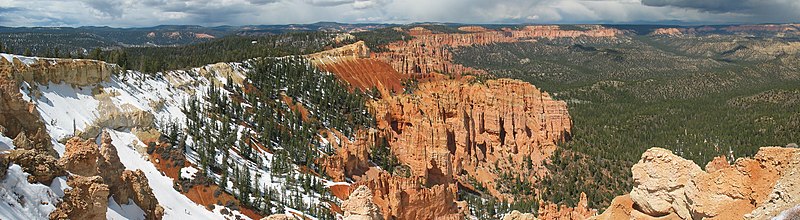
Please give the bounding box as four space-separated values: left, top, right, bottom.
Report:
453 36 800 209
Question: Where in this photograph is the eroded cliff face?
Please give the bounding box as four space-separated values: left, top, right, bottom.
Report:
308 41 408 95
0 76 50 151
318 77 571 219
313 33 575 218
370 78 571 199
591 147 800 220
346 169 466 220
650 24 800 37
372 25 622 77
537 192 596 220
1 55 115 86
56 131 164 220
50 175 110 220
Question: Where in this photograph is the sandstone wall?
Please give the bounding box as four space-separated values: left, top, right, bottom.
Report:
1 56 115 86
372 25 622 77
0 76 47 139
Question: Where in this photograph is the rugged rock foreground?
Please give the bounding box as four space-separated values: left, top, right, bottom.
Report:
591 147 800 220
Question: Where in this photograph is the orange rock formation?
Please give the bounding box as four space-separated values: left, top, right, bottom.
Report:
314 30 579 218
591 147 800 220
370 78 571 199
537 192 596 220
372 25 621 77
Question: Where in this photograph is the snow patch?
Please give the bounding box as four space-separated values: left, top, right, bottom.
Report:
106 129 224 220
27 82 100 152
0 53 39 65
0 165 62 220
179 166 198 180
107 197 146 220
0 134 14 151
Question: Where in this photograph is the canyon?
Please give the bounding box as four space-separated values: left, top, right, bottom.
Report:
1 23 799 220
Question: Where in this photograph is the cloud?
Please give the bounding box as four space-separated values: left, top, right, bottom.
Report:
641 0 800 22
247 0 281 5
79 0 125 17
642 0 753 13
303 0 390 9
0 0 796 27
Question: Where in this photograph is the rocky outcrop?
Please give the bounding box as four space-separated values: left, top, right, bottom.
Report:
59 136 101 176
373 25 621 77
349 169 464 220
503 210 538 220
121 170 165 220
0 76 49 150
318 130 373 182
97 131 127 203
307 41 370 64
458 26 491 33
5 148 66 185
0 153 9 180
50 175 110 220
591 147 800 220
650 28 684 36
0 55 115 86
510 25 622 39
341 185 382 220
648 24 800 37
537 192 596 220
318 77 569 218
370 78 571 199
309 41 408 94
197 62 247 86
59 131 164 219
260 214 291 220
12 128 57 157
745 148 800 219
79 109 157 141
315 58 407 95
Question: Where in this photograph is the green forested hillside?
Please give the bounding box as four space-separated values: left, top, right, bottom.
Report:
453 35 800 209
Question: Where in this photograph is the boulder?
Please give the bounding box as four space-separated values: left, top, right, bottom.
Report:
50 175 110 220
121 170 165 220
59 136 100 176
260 214 291 220
629 148 703 219
341 185 382 220
6 149 66 184
594 147 800 220
503 210 538 220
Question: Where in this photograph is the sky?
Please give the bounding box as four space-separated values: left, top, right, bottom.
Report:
0 0 798 27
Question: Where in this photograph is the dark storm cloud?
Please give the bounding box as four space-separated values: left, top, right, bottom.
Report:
642 0 752 13
641 0 800 22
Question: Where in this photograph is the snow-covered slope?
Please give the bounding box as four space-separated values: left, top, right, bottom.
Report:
107 129 224 220
6 55 333 219
0 50 354 219
0 165 67 220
